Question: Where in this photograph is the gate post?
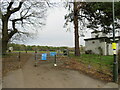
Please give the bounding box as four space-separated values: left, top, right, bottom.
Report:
18 51 21 62
34 51 37 67
54 55 57 67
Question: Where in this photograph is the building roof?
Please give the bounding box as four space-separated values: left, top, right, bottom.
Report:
84 36 120 41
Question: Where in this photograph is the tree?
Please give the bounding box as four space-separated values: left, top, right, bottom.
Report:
65 2 120 56
80 2 120 34
1 0 47 55
73 1 80 56
65 1 82 56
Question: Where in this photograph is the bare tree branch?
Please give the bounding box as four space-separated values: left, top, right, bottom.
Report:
1 0 48 54
10 2 24 14
7 0 14 11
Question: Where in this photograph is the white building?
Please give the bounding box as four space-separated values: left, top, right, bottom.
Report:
84 31 120 55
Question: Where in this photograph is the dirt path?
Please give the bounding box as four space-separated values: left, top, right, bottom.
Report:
3 56 106 88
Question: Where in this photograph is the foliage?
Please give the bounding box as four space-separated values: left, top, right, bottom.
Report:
65 2 120 35
85 50 93 54
64 2 120 56
8 43 68 51
81 2 120 33
98 47 103 55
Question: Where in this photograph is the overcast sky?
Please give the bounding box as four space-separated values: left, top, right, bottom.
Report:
23 6 91 47
2 1 119 47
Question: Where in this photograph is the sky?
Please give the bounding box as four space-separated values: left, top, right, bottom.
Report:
2 0 119 47
23 6 91 47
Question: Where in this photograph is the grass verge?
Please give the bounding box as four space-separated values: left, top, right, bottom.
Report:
60 54 114 82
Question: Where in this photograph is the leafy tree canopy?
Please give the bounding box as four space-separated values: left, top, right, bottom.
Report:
65 2 120 34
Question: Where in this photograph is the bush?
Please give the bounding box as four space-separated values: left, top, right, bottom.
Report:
85 50 93 54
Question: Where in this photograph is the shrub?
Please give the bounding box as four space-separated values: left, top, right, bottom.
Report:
85 50 93 54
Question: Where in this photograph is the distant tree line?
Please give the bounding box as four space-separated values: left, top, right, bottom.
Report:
7 43 70 51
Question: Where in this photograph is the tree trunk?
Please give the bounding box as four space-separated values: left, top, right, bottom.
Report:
2 17 9 55
2 39 8 55
73 1 80 56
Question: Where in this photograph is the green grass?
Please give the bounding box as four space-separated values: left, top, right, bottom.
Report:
13 51 35 52
13 51 60 53
70 54 113 64
69 54 113 71
2 52 18 58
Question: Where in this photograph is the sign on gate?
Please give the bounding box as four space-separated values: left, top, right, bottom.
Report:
50 52 56 56
41 53 47 60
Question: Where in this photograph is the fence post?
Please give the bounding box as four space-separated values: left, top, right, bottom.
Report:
18 51 21 62
25 46 27 53
54 55 57 67
34 51 37 67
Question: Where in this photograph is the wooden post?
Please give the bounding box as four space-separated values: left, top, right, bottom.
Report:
25 46 27 53
34 51 37 67
18 51 21 62
54 55 57 67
